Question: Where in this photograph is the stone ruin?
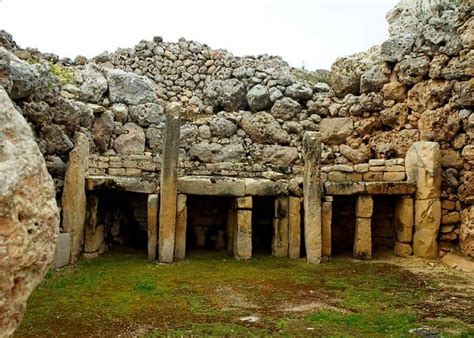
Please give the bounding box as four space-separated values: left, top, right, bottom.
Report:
0 0 473 334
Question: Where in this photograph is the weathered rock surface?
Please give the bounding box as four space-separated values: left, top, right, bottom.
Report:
246 84 271 111
239 111 290 144
0 87 59 336
106 68 157 105
204 79 247 112
113 122 145 155
319 118 353 145
79 64 108 103
460 206 473 257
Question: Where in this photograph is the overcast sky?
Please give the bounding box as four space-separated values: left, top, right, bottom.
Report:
0 0 398 70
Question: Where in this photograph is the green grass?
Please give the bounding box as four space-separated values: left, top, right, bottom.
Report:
15 250 474 337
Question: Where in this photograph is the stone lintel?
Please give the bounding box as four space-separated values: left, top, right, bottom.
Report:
177 176 245 196
324 181 416 196
86 176 157 194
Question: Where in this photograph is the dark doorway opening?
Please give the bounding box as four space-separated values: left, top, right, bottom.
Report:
372 196 397 253
186 195 232 252
331 196 357 255
252 196 274 255
96 191 148 252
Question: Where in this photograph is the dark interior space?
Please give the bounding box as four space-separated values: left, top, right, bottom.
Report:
251 196 274 254
97 191 148 251
372 196 397 252
331 196 357 255
186 195 232 251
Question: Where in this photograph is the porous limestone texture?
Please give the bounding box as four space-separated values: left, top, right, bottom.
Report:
0 87 59 337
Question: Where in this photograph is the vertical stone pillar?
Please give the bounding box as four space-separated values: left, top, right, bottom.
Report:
288 197 301 259
147 194 159 261
321 197 333 257
354 195 373 260
460 206 474 257
84 194 105 259
62 132 89 263
394 196 414 257
159 102 181 263
234 196 252 260
273 196 289 257
406 142 441 259
226 208 237 254
174 194 187 260
303 132 322 264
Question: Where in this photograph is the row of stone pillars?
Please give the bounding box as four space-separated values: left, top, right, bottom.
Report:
147 194 302 262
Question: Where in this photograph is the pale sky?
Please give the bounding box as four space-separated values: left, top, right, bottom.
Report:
0 0 398 70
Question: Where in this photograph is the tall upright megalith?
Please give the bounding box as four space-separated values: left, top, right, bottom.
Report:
405 142 441 259
159 102 181 263
0 87 59 336
62 132 89 263
303 132 322 264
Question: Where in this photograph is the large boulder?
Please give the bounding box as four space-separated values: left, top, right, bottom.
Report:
285 83 313 101
329 46 382 98
113 122 145 155
460 206 474 257
319 117 353 145
204 79 247 112
105 68 157 105
0 47 40 100
128 103 165 127
92 111 114 152
246 84 271 111
209 116 237 138
189 141 245 163
369 129 420 158
0 87 59 336
79 64 108 103
418 107 461 142
271 97 302 120
239 111 290 144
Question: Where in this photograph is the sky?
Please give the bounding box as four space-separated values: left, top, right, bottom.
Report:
0 0 399 70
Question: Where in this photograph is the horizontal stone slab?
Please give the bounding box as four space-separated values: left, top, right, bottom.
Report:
244 178 288 196
177 176 246 196
86 175 158 193
324 181 416 196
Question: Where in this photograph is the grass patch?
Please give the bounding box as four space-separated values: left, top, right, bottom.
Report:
15 249 473 337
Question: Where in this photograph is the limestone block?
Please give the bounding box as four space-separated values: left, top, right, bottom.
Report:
356 195 373 218
354 217 372 260
0 87 60 336
413 198 441 259
322 201 332 257
383 172 406 181
236 196 252 209
328 171 346 181
324 182 365 195
288 197 301 259
84 224 105 254
460 206 474 257
441 211 460 225
273 197 289 257
53 233 71 269
364 182 416 195
244 178 288 196
394 242 412 257
178 176 245 196
147 194 159 261
363 172 383 181
234 210 252 260
62 133 89 263
159 103 181 263
226 208 237 254
174 194 187 260
405 141 441 199
394 197 414 243
303 132 322 264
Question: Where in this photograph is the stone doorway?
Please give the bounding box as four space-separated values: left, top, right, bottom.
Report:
84 191 148 258
330 196 357 256
185 195 233 252
371 196 397 254
252 196 274 255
